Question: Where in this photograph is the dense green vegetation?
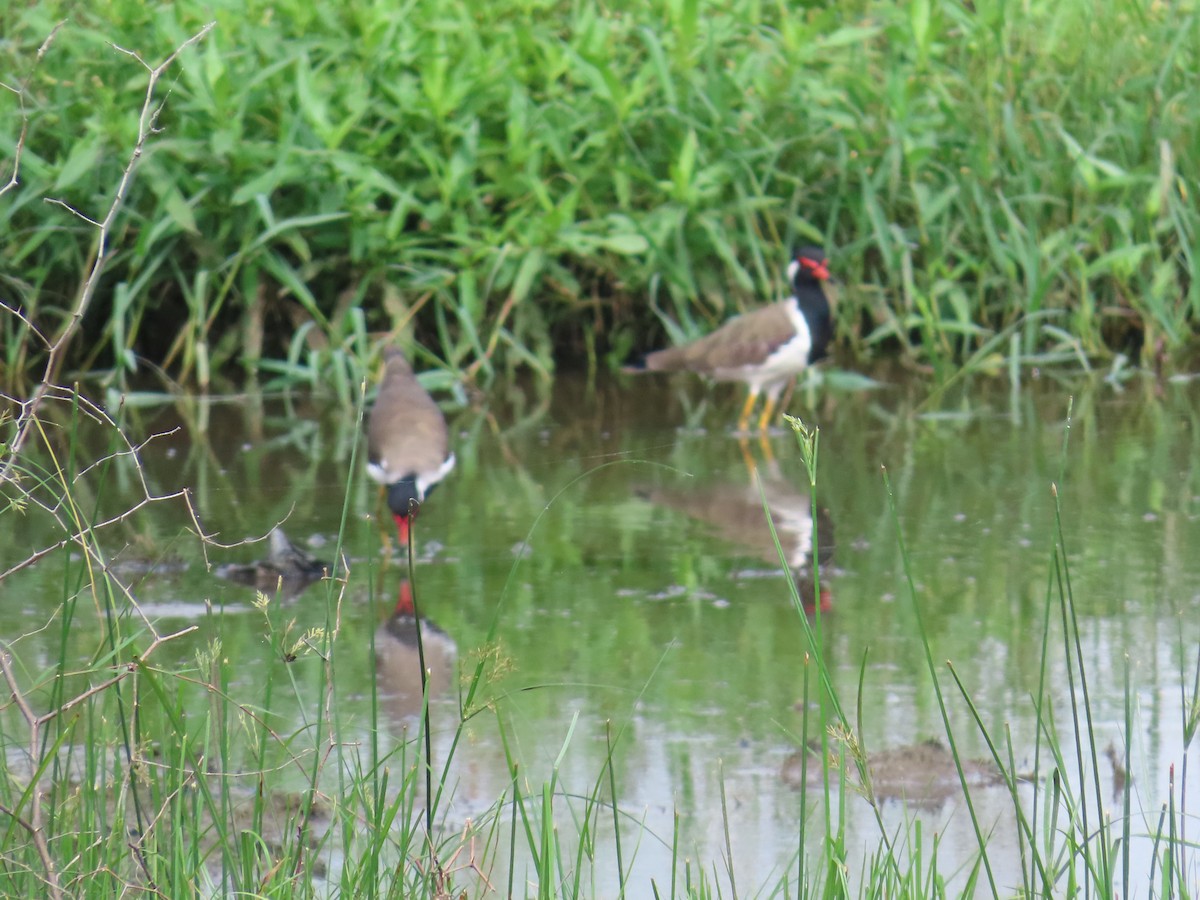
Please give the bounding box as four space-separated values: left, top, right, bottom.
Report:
3 2 1197 889
1 0 1197 388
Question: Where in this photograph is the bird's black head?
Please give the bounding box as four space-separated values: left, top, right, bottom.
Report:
790 247 830 288
789 246 835 363
386 477 422 520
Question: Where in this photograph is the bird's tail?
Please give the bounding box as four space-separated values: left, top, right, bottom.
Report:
620 353 650 374
620 347 680 374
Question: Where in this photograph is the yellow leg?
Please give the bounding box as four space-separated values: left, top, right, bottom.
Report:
737 390 758 433
756 392 778 432
757 428 776 465
737 434 757 475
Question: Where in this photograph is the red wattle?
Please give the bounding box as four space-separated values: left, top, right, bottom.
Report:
394 513 411 546
817 586 833 613
395 579 415 616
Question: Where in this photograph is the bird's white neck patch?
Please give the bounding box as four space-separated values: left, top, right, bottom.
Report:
782 296 812 349
745 298 813 390
417 452 457 497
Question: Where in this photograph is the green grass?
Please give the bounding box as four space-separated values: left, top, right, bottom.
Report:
1 4 1198 883
2 0 1198 390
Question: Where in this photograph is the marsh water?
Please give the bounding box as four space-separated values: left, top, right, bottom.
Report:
6 371 1200 895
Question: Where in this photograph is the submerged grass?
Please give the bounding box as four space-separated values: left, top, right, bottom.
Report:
2 300 1200 897
0 393 1197 892
768 413 1198 897
2 0 1198 389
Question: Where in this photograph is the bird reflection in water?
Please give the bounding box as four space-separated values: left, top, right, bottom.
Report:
375 579 457 725
780 738 1005 809
215 527 329 601
637 455 834 614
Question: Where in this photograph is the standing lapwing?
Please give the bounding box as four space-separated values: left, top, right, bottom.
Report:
367 348 455 545
626 247 834 431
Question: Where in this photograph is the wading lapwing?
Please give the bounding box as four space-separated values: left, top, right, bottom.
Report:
367 348 455 546
626 247 834 432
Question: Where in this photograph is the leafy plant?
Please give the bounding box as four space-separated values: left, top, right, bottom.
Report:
1 0 1196 390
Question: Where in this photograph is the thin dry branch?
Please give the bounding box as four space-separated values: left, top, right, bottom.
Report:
0 620 198 900
0 302 52 353
0 387 183 518
0 489 200 581
0 21 65 199
0 386 230 636
56 630 195 717
0 648 62 900
0 409 212 639
40 199 102 227
0 389 337 588
0 21 215 480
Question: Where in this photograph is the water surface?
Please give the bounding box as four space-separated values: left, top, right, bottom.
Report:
4 371 1199 895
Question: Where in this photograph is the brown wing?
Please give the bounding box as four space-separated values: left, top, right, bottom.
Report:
367 351 449 480
644 302 794 375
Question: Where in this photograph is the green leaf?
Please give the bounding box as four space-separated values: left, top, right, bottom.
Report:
1084 245 1149 279
819 26 883 49
821 369 886 391
595 233 648 255
163 186 199 235
670 129 698 202
510 249 545 303
53 137 103 192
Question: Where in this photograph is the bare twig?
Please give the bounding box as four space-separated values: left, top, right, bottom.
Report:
0 302 52 353
0 489 199 579
52 628 197 718
0 648 62 900
0 386 230 616
0 385 345 593
0 620 199 900
0 21 65 200
0 408 215 645
40 199 102 227
0 21 215 480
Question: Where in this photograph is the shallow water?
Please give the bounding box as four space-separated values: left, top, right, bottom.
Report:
4 371 1200 895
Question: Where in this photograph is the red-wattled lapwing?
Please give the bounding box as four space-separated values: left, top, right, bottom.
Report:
367 348 455 546
626 247 833 432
